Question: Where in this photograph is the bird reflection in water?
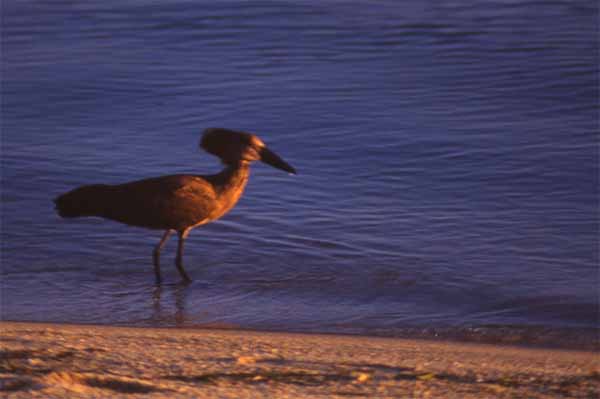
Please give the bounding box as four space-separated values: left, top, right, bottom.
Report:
151 282 190 326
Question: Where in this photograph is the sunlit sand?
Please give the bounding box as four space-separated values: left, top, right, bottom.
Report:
1 322 597 398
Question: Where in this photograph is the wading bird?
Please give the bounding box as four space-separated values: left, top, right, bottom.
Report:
54 128 296 284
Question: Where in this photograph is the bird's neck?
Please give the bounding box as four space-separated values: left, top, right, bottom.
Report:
212 162 251 213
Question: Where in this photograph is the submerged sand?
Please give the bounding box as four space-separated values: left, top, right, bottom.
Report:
1 321 598 398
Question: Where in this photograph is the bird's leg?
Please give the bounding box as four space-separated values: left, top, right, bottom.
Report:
175 229 192 283
153 229 174 284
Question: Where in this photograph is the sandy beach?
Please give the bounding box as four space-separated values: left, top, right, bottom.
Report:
0 322 598 398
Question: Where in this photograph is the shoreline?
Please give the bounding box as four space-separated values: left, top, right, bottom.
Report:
3 318 597 351
1 321 598 398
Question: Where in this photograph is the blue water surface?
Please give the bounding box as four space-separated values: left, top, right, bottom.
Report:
1 0 598 347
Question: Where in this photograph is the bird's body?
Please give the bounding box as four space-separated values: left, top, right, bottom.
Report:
54 128 295 283
56 166 249 231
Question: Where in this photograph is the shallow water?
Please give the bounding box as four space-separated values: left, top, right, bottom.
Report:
1 1 598 347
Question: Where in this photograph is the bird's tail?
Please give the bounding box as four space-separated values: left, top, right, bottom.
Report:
54 184 112 218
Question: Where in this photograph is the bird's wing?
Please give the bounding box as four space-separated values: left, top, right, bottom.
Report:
103 175 218 230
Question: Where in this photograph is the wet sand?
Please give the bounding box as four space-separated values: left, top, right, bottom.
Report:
1 321 598 398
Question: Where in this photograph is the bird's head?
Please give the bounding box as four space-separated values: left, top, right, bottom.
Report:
200 128 296 174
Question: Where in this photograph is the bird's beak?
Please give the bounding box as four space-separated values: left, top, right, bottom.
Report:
259 146 296 174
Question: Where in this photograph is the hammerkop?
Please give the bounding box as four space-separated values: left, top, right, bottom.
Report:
54 128 296 283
